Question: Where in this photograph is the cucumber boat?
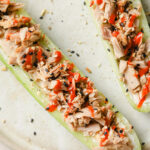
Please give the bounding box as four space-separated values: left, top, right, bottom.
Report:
0 0 141 149
86 0 150 112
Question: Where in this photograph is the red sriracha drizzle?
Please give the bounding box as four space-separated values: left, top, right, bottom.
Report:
88 106 95 117
1 0 10 4
128 15 137 27
86 81 93 94
147 61 150 67
112 31 119 37
124 39 132 55
100 129 109 146
37 47 44 62
121 16 126 23
108 13 116 25
21 16 31 24
90 0 94 7
47 104 58 112
54 80 62 94
68 76 76 101
97 0 103 5
54 51 62 62
24 48 33 69
138 77 150 108
139 67 149 77
133 32 143 46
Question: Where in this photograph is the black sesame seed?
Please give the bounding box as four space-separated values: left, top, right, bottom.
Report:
30 79 33 81
46 49 50 52
105 98 108 102
60 67 63 70
142 53 146 58
70 51 75 54
83 1 86 5
120 22 125 27
115 111 119 113
21 60 25 64
33 132 37 136
33 41 38 45
114 127 117 131
141 142 145 146
69 113 73 115
39 16 43 19
115 17 118 21
126 89 129 92
123 45 127 49
29 52 33 55
76 53 80 57
45 68 49 72
31 118 34 123
84 95 89 103
108 127 110 131
131 126 134 129
110 25 116 31
107 48 110 52
45 106 49 110
134 45 138 50
22 54 27 58
141 28 144 33
120 130 123 133
63 82 69 87
33 62 38 67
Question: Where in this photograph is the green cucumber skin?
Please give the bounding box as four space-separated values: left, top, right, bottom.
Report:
86 0 150 112
0 3 141 150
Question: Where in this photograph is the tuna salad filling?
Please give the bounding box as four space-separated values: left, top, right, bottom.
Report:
90 0 150 108
0 1 136 149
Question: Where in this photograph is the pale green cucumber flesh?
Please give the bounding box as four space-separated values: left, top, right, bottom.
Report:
86 0 150 112
0 5 141 150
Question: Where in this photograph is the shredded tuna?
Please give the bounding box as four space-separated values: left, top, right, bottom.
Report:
111 37 125 59
91 0 150 108
0 1 135 149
